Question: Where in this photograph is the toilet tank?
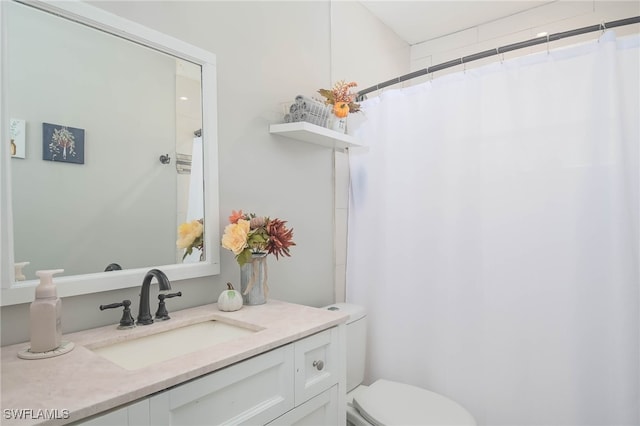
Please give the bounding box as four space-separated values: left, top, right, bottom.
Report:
324 303 367 392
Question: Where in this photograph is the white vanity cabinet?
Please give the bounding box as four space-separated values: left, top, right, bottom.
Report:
150 326 343 425
2 301 349 426
80 326 345 426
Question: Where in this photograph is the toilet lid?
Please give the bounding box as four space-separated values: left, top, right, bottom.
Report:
352 379 476 426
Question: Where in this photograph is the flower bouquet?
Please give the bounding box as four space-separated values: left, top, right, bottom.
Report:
221 210 295 304
318 80 361 118
176 219 204 261
222 210 295 266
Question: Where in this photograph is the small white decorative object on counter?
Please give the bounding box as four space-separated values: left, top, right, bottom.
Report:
218 282 243 312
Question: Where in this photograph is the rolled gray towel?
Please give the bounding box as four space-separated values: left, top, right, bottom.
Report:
300 111 328 127
295 95 325 110
287 95 331 127
291 110 318 125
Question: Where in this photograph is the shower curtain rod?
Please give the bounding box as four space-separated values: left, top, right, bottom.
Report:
356 16 640 100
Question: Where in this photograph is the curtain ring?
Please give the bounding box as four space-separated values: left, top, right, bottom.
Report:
600 21 607 33
599 21 607 41
546 34 550 55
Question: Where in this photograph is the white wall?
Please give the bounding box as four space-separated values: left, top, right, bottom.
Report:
330 1 410 302
0 0 410 346
407 1 640 87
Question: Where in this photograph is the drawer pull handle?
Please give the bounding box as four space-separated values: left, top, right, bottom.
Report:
312 360 324 371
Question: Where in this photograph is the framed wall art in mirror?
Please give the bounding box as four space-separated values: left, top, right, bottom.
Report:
0 0 220 306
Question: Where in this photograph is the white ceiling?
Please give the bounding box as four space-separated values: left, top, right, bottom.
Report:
359 1 555 45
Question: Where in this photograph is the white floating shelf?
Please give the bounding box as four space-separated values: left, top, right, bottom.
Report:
269 122 362 150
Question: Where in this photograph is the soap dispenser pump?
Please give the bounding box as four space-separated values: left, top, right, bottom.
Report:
30 269 64 353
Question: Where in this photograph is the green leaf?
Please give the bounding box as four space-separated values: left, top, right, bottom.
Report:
237 249 252 267
182 246 193 261
317 89 335 104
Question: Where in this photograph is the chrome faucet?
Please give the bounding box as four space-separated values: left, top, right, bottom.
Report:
137 269 171 325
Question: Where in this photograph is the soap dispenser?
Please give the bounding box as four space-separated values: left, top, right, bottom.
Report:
17 269 74 360
29 269 64 353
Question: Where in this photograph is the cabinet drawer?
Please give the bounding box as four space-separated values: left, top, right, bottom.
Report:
267 385 338 426
294 327 339 404
150 345 294 425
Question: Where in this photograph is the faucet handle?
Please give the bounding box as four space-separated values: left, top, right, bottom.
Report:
155 292 182 321
164 291 182 299
99 300 135 329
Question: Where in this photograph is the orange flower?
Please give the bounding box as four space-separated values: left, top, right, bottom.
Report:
176 218 204 260
221 219 250 255
228 210 244 224
176 220 203 250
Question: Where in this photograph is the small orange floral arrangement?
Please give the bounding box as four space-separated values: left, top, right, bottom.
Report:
318 80 361 118
221 210 296 266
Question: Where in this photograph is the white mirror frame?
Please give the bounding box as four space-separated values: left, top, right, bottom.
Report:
0 0 220 306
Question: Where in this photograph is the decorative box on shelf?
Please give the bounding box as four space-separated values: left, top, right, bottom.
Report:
269 122 362 150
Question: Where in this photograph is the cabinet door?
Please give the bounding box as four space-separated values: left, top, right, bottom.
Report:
294 327 339 404
150 345 294 426
267 386 338 426
77 399 149 426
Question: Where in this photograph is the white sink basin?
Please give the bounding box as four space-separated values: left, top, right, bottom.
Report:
90 320 256 370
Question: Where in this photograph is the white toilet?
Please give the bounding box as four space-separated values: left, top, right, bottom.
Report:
325 303 476 426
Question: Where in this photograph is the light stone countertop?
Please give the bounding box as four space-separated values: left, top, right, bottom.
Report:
0 300 349 426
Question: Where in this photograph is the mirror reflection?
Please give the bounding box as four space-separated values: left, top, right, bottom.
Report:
7 1 204 281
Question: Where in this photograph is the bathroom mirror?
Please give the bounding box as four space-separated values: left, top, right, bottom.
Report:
0 0 220 306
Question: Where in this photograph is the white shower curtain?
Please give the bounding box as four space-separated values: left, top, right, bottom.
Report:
347 31 639 425
183 136 204 263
